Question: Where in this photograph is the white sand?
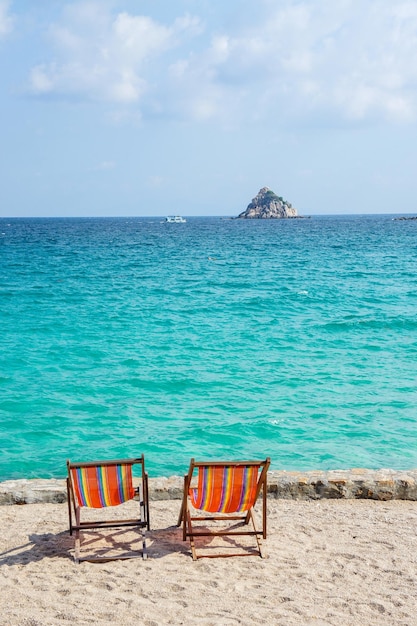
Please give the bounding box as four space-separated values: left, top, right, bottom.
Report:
0 499 416 625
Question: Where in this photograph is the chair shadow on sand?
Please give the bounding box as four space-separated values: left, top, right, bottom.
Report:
0 524 192 565
0 519 261 565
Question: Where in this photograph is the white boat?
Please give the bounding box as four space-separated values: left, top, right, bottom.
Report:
165 216 186 223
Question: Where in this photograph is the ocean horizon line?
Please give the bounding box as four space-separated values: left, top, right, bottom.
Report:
2 212 417 219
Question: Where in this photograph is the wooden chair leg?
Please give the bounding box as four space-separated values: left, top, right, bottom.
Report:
67 478 74 536
141 525 147 560
177 501 184 528
249 509 265 558
178 475 189 541
144 474 150 531
183 507 187 542
187 510 198 561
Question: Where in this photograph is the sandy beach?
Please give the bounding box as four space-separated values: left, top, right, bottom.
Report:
1 498 416 625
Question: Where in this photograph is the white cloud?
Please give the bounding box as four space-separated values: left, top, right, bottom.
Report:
27 0 417 125
30 65 54 93
171 0 417 124
0 0 13 37
148 175 165 188
29 2 200 104
95 160 116 171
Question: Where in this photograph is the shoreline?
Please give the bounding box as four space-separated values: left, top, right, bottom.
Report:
1 467 417 505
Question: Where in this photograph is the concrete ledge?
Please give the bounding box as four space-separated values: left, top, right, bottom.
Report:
267 469 417 501
1 469 417 505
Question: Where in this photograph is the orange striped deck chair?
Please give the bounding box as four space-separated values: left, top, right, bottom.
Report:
177 458 270 560
67 456 149 563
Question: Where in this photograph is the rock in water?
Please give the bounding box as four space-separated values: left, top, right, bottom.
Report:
237 187 298 219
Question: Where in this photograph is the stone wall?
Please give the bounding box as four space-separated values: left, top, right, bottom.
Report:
1 468 417 505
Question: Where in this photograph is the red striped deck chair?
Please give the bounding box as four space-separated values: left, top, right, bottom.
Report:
177 458 270 560
67 456 149 563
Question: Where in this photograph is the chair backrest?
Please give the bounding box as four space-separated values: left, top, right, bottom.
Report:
67 458 140 509
189 460 269 514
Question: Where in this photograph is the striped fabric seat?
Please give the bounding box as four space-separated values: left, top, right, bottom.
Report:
70 464 135 508
178 458 270 559
67 456 149 562
190 465 259 513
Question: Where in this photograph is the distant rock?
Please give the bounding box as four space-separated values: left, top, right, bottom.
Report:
237 187 299 219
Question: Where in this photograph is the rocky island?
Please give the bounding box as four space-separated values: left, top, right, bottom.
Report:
237 187 300 219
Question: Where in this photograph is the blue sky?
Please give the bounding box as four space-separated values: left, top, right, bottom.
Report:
1 0 417 217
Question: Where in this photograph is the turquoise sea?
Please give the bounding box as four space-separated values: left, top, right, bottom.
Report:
1 215 417 481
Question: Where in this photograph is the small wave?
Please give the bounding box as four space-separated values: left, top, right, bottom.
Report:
268 419 284 426
322 317 417 331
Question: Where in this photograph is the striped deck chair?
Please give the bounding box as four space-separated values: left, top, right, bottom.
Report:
177 458 270 560
67 456 149 563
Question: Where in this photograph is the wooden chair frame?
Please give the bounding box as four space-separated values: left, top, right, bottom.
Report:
67 455 150 563
177 458 270 560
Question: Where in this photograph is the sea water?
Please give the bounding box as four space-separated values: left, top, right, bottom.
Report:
1 215 417 480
